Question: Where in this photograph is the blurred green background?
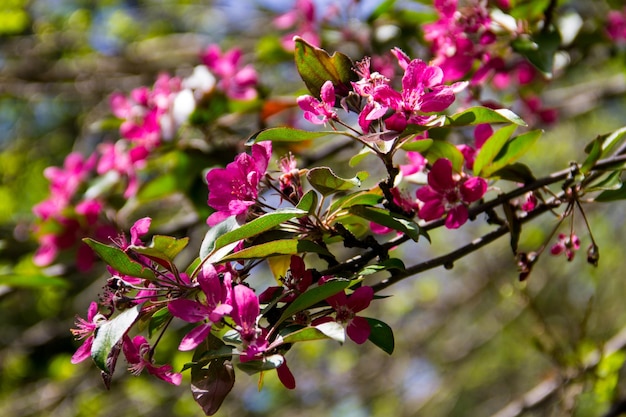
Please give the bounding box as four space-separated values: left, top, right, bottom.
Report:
3 1 626 416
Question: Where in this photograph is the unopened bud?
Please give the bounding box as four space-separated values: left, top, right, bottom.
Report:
587 243 600 267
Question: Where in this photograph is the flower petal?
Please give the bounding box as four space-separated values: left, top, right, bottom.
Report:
347 316 371 344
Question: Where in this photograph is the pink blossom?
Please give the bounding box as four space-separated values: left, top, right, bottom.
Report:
206 141 272 225
231 284 269 360
70 302 103 364
201 45 258 101
372 59 467 131
321 286 374 344
123 335 182 385
550 233 581 261
416 158 487 229
110 74 181 147
424 0 494 82
97 141 149 199
274 0 320 50
607 8 626 42
297 80 339 125
168 263 233 351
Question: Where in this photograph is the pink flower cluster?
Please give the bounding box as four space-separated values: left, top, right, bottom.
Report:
297 48 467 134
70 218 376 390
423 0 496 82
32 153 116 271
607 7 626 43
33 45 260 270
205 141 272 226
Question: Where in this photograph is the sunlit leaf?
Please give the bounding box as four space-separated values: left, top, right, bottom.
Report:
83 238 156 280
219 239 332 261
482 129 543 177
328 190 383 214
400 138 434 152
315 321 346 344
296 190 319 214
294 37 356 98
0 273 69 288
473 124 518 177
448 106 527 127
247 127 331 145
423 140 465 172
214 208 308 250
307 167 368 196
91 304 142 373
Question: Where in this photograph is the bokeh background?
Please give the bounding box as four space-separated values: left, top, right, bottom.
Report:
2 1 626 416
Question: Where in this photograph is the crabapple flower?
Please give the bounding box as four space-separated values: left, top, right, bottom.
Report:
416 158 488 229
231 284 270 361
297 80 338 125
206 141 272 226
123 335 182 385
70 302 105 364
607 8 626 42
168 263 233 351
110 74 182 147
317 285 374 344
550 233 581 261
373 59 468 131
201 44 258 101
274 0 320 50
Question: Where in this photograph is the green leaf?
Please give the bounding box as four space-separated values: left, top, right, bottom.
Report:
448 106 527 127
237 354 284 375
200 217 240 259
278 279 351 324
348 205 421 241
91 304 142 373
489 163 536 184
83 238 156 280
358 258 406 276
307 167 368 196
482 129 543 177
219 239 332 262
583 127 626 164
247 127 331 145
148 307 172 338
129 235 189 270
349 147 376 167
296 190 319 214
512 30 561 78
366 317 395 355
582 137 603 175
281 326 336 344
215 208 308 250
587 171 623 193
294 37 356 98
423 140 465 172
473 124 518 177
400 138 434 152
0 273 69 288
593 178 626 202
328 190 383 214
